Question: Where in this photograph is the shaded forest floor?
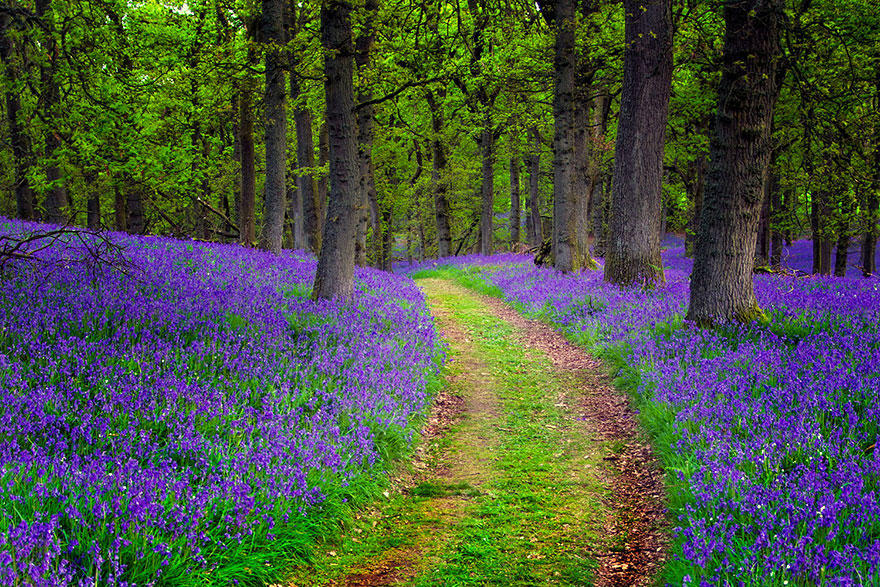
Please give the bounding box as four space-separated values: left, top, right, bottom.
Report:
283 279 668 586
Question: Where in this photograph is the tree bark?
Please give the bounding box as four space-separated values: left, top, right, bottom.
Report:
293 104 320 252
510 155 521 245
426 90 452 257
479 129 495 255
863 66 880 277
85 171 100 230
527 126 543 247
687 0 782 324
547 0 577 271
239 85 257 246
604 0 672 287
312 0 361 300
684 155 706 258
259 0 288 253
36 0 69 225
587 87 610 254
755 173 771 267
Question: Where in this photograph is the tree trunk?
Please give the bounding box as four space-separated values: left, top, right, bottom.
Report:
313 0 361 300
684 155 706 258
0 16 35 221
574 97 593 268
259 0 287 253
548 0 576 271
587 87 610 252
811 190 833 275
509 155 521 245
527 126 543 247
769 163 783 269
863 67 880 276
834 228 849 277
355 0 379 267
479 129 495 255
318 122 329 224
755 173 771 267
85 171 100 230
426 90 452 257
114 185 127 232
604 0 672 287
687 0 781 324
239 85 257 246
293 107 320 252
128 188 145 235
36 0 69 225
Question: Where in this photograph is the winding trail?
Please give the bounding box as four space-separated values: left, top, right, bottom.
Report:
284 279 668 586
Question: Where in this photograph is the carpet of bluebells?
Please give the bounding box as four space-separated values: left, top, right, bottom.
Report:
0 220 440 585
403 240 880 585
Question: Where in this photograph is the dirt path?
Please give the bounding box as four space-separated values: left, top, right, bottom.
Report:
283 278 668 586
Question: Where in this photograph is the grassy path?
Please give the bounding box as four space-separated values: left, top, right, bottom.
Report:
283 279 666 586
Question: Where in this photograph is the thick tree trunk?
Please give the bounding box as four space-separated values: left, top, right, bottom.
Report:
259 0 287 253
479 129 495 255
36 0 69 225
604 0 672 286
687 0 781 324
527 126 543 247
239 86 257 246
313 0 361 300
549 0 576 271
0 17 35 221
510 156 521 245
426 91 452 257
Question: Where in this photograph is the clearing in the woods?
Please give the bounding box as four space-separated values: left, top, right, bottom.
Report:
284 278 668 586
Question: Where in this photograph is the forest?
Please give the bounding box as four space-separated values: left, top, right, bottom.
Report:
1 0 879 585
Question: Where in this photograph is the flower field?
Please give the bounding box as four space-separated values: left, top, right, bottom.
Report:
0 220 440 585
407 242 880 585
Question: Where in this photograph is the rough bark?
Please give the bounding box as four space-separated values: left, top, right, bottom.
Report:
259 0 288 253
834 226 849 277
36 0 69 224
312 0 360 300
527 126 543 247
510 156 521 245
0 16 34 220
426 90 452 257
687 0 782 324
573 97 592 268
239 85 257 246
479 129 495 255
604 0 672 287
587 87 610 252
548 0 577 271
